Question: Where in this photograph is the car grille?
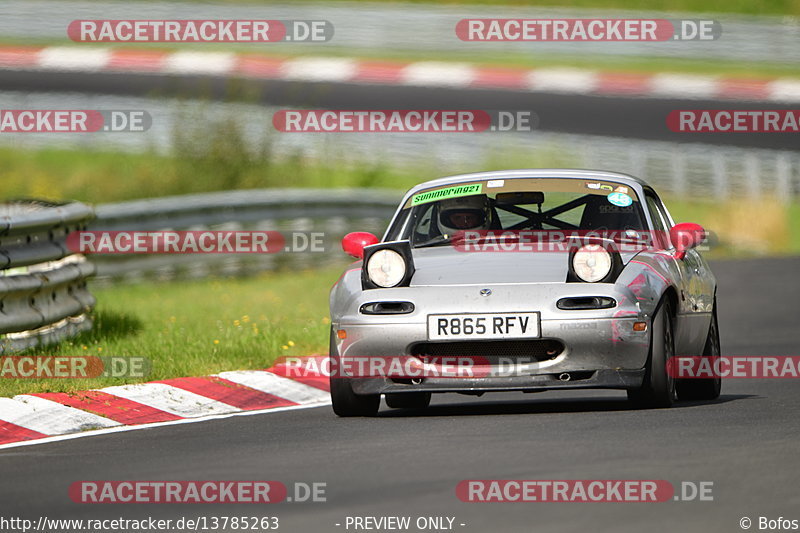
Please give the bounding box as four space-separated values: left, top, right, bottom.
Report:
409 340 564 364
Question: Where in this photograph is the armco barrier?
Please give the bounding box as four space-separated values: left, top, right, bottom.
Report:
88 189 401 283
0 200 96 353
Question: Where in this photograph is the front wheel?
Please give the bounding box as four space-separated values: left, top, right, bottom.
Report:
628 299 676 408
330 376 380 417
329 329 379 417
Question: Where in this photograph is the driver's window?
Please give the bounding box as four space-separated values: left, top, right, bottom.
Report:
645 195 666 232
644 191 671 249
412 204 435 240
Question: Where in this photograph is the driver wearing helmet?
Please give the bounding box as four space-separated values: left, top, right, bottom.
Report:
437 194 493 237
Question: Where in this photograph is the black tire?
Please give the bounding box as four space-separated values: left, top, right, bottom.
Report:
385 392 431 409
676 301 722 401
628 298 676 408
329 329 379 417
330 377 380 417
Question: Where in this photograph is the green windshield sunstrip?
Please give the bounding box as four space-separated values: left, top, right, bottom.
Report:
411 184 483 206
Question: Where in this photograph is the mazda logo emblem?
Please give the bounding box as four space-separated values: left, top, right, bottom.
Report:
480 288 492 296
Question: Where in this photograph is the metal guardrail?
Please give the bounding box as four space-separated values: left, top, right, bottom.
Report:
0 190 398 352
0 201 96 353
89 189 401 282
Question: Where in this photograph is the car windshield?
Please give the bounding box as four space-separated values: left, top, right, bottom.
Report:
385 177 647 248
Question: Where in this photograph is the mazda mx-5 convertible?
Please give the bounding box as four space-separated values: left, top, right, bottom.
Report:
329 169 720 416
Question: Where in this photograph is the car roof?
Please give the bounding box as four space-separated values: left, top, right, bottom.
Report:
405 169 650 197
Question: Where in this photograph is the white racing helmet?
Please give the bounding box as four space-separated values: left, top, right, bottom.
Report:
437 194 493 235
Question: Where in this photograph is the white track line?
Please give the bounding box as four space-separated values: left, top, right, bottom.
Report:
527 68 598 93
0 396 120 435
37 47 111 71
401 62 475 87
767 79 800 102
163 51 236 75
101 382 239 417
280 57 358 82
217 370 330 404
649 73 719 99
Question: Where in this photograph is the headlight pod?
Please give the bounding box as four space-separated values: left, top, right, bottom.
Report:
567 241 622 284
572 244 612 282
361 240 415 290
367 250 405 287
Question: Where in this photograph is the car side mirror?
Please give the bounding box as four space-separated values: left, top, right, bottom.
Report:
670 223 706 260
342 232 379 259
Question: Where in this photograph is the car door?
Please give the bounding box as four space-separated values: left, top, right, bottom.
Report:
642 189 710 356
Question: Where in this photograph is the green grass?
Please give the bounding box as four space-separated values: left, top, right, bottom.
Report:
3 144 800 257
66 0 800 16
665 196 799 257
0 267 343 398
389 0 800 14
0 146 416 204
790 203 800 253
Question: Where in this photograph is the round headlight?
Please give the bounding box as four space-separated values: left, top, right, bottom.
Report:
572 244 613 282
366 249 407 288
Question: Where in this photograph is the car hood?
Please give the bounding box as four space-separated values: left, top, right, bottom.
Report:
409 247 637 285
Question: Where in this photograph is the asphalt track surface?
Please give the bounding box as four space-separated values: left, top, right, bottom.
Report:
0 257 797 533
2 70 798 150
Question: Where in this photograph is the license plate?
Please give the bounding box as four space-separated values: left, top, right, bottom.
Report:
427 312 540 341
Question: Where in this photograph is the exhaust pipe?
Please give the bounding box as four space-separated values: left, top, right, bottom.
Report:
558 373 571 382
411 378 423 385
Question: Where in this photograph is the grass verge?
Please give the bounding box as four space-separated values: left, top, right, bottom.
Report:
3 145 799 257
666 197 800 257
2 0 797 18
0 267 342 398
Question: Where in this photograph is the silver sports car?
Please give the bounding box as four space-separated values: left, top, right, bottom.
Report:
329 169 720 416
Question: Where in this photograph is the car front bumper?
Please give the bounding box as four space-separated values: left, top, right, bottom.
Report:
335 319 650 395
346 368 645 395
331 282 652 395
